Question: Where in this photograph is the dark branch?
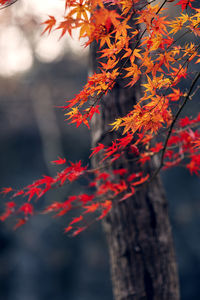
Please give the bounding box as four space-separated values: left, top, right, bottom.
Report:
0 0 18 10
151 71 200 181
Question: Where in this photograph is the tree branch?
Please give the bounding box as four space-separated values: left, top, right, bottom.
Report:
150 71 200 181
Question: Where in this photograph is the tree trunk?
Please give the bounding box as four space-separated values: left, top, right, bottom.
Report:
90 42 180 300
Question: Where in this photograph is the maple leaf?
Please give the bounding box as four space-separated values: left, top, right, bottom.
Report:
128 172 142 182
175 0 195 11
79 193 94 204
130 49 142 64
186 155 200 175
89 143 104 158
19 203 34 216
0 0 10 4
55 161 87 185
72 226 87 236
51 156 67 165
84 203 99 214
69 215 83 226
170 65 188 85
12 190 24 198
24 187 42 202
0 201 15 221
192 138 200 150
149 142 163 153
96 172 110 181
42 202 64 214
110 153 121 163
54 205 72 217
132 174 149 186
64 225 73 233
103 141 118 161
42 16 56 35
57 16 79 38
0 187 13 196
85 105 100 121
139 154 151 165
65 0 76 10
119 187 135 202
167 135 180 147
113 168 127 176
110 118 123 131
14 218 26 230
98 200 112 220
179 116 192 127
168 88 183 101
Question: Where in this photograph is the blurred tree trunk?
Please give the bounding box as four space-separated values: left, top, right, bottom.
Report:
90 20 180 300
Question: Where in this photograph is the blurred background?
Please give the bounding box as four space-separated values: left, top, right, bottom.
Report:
0 1 199 300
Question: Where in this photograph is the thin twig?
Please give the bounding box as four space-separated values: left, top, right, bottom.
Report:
0 0 18 10
150 71 200 181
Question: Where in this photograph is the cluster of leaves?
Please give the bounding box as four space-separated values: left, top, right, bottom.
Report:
1 0 200 236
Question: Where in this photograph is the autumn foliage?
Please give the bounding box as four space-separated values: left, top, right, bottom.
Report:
1 0 200 236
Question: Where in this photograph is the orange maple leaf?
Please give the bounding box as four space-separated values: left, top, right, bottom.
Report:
42 16 56 35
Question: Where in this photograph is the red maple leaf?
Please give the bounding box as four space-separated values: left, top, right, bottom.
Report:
64 225 73 233
0 0 10 4
98 200 112 220
69 215 83 226
79 194 94 204
84 203 99 214
14 218 26 230
0 201 15 221
72 227 86 236
113 168 128 176
51 156 67 165
119 187 135 202
89 143 104 158
19 203 34 216
24 187 42 202
149 142 163 153
175 0 195 10
0 187 13 196
132 174 149 186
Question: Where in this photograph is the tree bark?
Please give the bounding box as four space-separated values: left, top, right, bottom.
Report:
90 41 180 300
